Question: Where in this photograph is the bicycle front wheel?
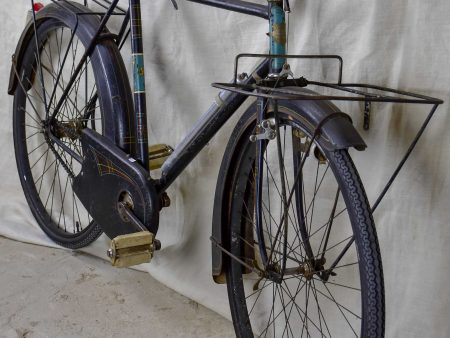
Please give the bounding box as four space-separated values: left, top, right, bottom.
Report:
225 103 384 337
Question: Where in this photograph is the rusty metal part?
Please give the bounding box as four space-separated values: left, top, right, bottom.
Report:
237 72 248 82
121 192 134 209
313 144 327 164
160 192 171 208
292 129 306 139
271 23 286 45
210 236 265 278
148 144 174 170
299 138 311 153
283 257 326 280
54 120 83 140
118 192 135 222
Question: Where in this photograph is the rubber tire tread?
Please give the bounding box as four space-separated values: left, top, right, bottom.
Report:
12 3 129 249
224 106 385 338
331 150 385 338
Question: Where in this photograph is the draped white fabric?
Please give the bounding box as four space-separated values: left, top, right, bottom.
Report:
1 1 450 336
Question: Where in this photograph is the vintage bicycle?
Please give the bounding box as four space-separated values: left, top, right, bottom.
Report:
8 0 443 336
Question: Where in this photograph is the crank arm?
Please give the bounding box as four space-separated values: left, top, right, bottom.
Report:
118 201 147 232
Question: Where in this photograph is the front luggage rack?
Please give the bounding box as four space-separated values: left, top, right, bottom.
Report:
213 53 443 214
213 53 443 105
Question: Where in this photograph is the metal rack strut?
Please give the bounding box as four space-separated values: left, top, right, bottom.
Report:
212 53 444 216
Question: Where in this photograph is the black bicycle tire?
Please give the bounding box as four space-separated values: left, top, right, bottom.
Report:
12 4 129 249
224 103 385 337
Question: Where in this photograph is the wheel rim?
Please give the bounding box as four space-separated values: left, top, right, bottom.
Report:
15 21 101 239
228 113 369 337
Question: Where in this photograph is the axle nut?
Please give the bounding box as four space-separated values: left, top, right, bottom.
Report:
160 192 171 209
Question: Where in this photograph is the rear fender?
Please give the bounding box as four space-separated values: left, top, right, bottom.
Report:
8 2 135 154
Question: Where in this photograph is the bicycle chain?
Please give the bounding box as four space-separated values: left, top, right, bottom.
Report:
43 121 82 180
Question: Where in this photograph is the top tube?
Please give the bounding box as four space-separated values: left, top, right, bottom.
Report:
186 0 287 73
185 0 269 19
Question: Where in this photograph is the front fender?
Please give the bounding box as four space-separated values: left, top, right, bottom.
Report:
212 89 366 283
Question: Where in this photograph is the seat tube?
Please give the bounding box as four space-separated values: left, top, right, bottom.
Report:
129 0 149 169
268 0 286 73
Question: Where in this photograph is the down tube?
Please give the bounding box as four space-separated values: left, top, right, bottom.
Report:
157 60 270 192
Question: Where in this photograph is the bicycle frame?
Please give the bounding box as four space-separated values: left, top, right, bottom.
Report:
126 0 282 192
157 58 270 191
17 0 276 188
8 1 446 333
14 0 442 213
32 0 440 204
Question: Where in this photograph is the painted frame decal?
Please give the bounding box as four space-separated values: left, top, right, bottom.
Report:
133 53 146 93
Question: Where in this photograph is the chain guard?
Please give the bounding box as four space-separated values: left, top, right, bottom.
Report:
73 129 159 239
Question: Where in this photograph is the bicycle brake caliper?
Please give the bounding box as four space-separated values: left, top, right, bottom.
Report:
250 119 277 142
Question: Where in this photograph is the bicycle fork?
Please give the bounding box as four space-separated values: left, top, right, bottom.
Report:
252 0 290 278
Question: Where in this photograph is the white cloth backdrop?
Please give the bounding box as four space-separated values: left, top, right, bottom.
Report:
1 0 450 336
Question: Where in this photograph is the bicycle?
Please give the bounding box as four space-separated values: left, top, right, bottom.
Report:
8 0 443 337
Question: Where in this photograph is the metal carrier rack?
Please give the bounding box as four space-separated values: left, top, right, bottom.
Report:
23 0 132 142
30 0 130 49
213 53 442 107
51 0 127 16
213 53 443 214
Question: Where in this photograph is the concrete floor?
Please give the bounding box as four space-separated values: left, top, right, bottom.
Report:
0 236 234 338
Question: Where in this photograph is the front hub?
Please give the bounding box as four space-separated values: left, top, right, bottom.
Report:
282 257 327 281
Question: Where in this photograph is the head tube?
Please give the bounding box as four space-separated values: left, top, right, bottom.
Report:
269 0 286 73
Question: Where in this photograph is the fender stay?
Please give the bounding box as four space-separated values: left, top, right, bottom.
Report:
8 2 135 155
212 90 367 283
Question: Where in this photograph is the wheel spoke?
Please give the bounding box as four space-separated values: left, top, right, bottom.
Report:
320 281 359 337
226 112 382 337
312 280 361 319
317 189 340 259
16 23 101 244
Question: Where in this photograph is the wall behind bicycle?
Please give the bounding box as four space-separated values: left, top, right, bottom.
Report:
1 0 449 337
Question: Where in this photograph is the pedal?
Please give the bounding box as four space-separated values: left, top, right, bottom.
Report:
148 144 173 170
107 231 161 268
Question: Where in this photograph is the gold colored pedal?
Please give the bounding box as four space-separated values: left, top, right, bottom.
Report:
148 144 174 170
107 231 159 268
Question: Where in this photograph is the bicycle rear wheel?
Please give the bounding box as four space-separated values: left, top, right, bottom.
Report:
225 103 384 337
12 4 130 248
